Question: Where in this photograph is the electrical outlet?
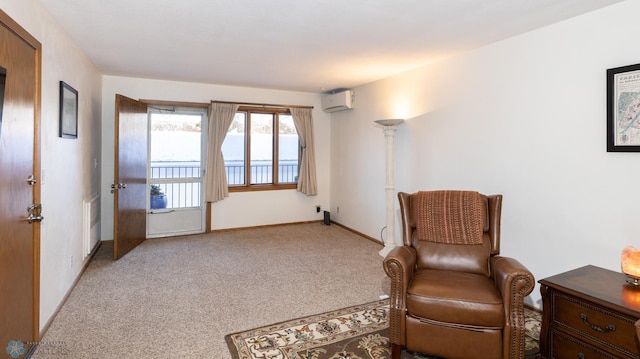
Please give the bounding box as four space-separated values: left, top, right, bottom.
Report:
316 205 321 213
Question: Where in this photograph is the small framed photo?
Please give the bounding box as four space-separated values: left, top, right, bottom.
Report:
607 63 640 152
59 81 78 139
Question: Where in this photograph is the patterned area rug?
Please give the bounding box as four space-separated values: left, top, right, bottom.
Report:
225 300 541 359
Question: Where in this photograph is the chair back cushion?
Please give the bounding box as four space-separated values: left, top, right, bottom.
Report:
403 191 495 277
415 191 485 245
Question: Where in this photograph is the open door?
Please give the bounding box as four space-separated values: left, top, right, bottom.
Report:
0 10 41 355
113 94 148 260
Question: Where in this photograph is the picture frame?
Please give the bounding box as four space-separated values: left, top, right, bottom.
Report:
607 63 640 152
59 81 78 139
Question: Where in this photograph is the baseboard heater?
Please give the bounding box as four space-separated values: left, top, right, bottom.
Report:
82 194 100 259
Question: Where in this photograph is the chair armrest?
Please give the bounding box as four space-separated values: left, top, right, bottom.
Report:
491 256 535 302
383 245 417 296
491 256 535 357
383 245 417 345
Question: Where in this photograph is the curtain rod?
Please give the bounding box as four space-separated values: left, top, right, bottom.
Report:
211 100 313 110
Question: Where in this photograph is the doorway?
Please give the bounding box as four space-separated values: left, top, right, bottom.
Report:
146 106 207 237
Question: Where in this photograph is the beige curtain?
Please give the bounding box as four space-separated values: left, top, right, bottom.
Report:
205 102 239 203
289 107 318 196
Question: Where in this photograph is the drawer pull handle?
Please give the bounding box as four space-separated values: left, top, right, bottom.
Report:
578 353 585 359
579 313 616 333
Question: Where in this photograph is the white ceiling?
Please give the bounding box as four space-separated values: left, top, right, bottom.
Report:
37 0 624 93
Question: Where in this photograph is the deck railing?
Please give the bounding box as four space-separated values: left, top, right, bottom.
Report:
149 162 298 208
225 163 298 184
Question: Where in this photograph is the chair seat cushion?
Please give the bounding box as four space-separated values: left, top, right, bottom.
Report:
406 269 505 328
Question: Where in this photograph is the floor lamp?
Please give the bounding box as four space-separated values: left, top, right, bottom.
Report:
375 119 404 258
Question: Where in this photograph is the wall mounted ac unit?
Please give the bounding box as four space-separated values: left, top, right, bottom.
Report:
321 90 354 113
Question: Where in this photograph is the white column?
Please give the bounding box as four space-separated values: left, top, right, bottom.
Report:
375 119 404 257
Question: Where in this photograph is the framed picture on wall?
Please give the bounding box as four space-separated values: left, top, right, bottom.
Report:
59 81 78 139
607 63 640 152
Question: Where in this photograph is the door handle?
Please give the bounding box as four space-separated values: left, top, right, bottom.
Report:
26 175 37 186
27 204 44 223
27 213 44 223
110 183 127 193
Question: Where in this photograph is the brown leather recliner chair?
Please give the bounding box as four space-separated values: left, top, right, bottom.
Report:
383 191 535 359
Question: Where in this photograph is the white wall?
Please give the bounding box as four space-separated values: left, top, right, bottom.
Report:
0 0 102 331
331 0 640 308
101 76 331 237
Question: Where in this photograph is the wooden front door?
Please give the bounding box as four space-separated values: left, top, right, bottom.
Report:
113 94 148 260
0 10 41 355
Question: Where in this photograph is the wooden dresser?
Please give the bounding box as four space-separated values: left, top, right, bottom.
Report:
539 265 640 358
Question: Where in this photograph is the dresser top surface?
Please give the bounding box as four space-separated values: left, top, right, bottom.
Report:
539 264 640 316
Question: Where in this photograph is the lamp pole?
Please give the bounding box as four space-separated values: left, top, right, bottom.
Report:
375 119 404 257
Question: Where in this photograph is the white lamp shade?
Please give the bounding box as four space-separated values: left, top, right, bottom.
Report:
375 119 404 126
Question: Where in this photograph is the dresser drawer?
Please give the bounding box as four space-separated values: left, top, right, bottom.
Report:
550 329 617 359
552 293 638 357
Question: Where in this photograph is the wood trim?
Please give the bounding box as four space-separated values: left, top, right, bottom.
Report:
207 220 383 249
212 100 313 110
32 24 42 346
0 10 41 48
229 108 299 191
209 220 322 233
140 99 209 108
228 184 297 192
238 105 292 114
331 221 383 246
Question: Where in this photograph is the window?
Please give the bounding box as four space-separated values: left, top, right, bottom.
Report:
222 106 299 191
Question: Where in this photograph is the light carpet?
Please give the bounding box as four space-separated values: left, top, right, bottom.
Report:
33 223 390 358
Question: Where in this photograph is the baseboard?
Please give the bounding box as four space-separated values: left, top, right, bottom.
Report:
209 220 322 233
331 221 383 246
38 241 104 339
208 220 384 248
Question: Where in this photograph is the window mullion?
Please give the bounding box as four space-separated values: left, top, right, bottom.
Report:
273 113 279 185
245 112 251 188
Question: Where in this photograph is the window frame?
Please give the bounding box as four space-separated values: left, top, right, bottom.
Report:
228 106 298 192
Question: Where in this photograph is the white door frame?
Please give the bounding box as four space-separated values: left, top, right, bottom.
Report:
146 106 207 238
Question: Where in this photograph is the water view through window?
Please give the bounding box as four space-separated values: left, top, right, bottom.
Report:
150 109 299 207
149 112 202 209
222 110 299 186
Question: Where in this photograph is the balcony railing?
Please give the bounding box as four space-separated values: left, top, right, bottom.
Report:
149 161 298 208
225 163 299 185
150 163 200 179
